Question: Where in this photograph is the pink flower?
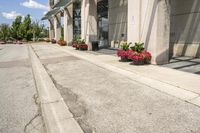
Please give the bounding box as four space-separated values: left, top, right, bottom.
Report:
129 51 152 63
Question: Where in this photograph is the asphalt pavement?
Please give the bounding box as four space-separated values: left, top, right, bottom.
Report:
0 45 45 133
32 44 200 133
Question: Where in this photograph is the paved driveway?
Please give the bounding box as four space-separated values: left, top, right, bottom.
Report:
32 44 200 133
0 45 45 133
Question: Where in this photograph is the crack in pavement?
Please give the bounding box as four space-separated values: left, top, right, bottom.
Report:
31 45 95 133
44 66 96 133
24 93 45 133
26 45 46 133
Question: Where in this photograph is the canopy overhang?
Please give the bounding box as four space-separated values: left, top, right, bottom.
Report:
41 8 61 20
42 0 78 21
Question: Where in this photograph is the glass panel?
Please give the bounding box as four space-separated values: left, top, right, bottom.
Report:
73 2 81 38
97 0 108 48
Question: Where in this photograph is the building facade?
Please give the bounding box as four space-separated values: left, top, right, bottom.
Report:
43 0 200 64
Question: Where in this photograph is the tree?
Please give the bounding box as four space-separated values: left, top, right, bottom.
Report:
31 21 46 40
10 16 22 40
21 14 32 41
0 24 10 42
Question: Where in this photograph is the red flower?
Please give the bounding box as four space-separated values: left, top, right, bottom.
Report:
129 51 152 63
79 44 88 50
117 50 133 59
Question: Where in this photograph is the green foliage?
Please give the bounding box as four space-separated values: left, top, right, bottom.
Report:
73 35 80 42
0 14 48 42
0 24 11 42
31 21 45 40
130 42 145 53
22 14 32 41
120 42 131 51
10 16 22 40
77 38 85 44
60 36 64 41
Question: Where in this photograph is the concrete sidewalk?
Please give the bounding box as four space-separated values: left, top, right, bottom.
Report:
51 45 200 106
31 44 200 133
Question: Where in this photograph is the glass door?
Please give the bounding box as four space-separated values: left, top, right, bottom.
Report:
97 0 108 48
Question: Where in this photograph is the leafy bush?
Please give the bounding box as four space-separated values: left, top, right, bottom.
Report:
129 51 152 64
120 42 131 51
130 42 145 53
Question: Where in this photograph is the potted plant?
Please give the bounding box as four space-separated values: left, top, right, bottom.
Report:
46 38 50 42
78 39 88 50
51 39 56 44
117 42 132 62
57 37 66 46
129 42 152 65
72 36 78 49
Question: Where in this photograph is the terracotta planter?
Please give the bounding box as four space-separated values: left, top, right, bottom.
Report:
58 40 66 46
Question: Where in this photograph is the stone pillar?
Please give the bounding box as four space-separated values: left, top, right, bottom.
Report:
155 0 170 64
48 19 54 40
127 0 141 43
127 0 170 64
81 0 97 50
81 0 86 40
64 5 73 45
54 13 62 41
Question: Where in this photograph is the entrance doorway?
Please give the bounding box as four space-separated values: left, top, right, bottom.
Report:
97 0 108 48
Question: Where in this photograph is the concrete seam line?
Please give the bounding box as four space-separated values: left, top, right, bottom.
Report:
52 45 200 105
29 45 84 133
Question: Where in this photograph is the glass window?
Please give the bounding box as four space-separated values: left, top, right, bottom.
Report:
73 2 81 38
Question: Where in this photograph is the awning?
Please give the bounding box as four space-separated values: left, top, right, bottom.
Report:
53 0 72 9
42 0 80 21
41 8 60 20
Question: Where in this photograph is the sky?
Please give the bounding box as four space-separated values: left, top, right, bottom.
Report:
0 0 49 26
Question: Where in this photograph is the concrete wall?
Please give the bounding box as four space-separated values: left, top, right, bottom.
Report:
108 0 128 45
128 0 170 64
170 0 200 57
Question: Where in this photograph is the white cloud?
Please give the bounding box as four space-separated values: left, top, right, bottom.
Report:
43 11 47 15
20 0 48 10
2 11 23 19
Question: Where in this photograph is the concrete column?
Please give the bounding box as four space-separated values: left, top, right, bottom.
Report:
81 0 97 50
48 19 54 40
127 0 170 64
81 0 86 40
64 5 73 45
127 0 141 43
155 0 170 64
54 14 62 41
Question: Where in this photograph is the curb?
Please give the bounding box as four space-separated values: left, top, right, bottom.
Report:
28 45 84 133
52 45 200 107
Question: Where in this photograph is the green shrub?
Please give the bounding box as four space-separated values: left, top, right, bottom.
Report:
130 42 145 53
120 42 131 51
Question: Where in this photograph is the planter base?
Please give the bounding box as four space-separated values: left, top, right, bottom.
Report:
120 57 132 62
132 61 145 65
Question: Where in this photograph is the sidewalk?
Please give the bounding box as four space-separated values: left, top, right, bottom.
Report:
51 45 200 106
31 44 200 133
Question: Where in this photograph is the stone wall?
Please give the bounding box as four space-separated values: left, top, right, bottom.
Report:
108 0 128 45
170 0 200 57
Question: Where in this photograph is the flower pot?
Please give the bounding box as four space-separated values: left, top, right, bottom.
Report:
79 44 88 50
120 57 131 62
132 60 145 65
58 40 66 46
51 39 56 44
